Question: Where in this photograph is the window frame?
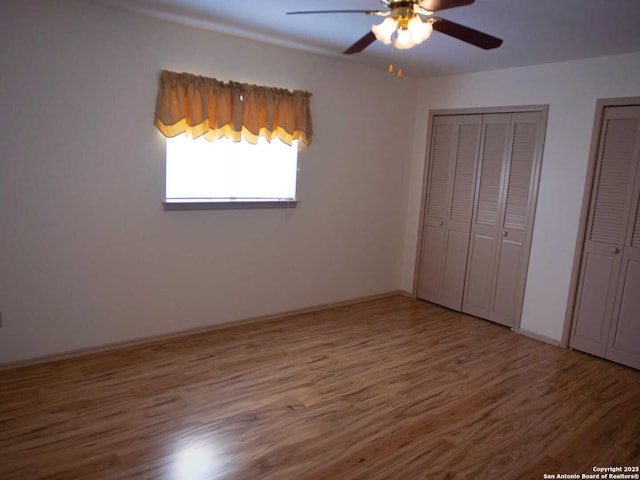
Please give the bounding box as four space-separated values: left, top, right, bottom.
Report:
163 199 299 211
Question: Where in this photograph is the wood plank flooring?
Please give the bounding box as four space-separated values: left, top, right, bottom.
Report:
0 295 639 479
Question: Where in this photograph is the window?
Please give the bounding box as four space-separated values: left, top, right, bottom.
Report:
154 70 312 210
164 135 299 208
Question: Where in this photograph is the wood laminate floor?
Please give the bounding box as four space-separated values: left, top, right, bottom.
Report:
1 296 639 480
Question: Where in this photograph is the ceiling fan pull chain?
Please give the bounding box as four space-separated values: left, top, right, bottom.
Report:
387 64 403 79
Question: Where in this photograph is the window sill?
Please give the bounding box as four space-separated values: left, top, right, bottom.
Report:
163 200 299 211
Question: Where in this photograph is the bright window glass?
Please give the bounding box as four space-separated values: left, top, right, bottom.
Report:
165 134 298 202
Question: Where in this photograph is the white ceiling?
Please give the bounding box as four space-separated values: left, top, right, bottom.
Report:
95 0 640 78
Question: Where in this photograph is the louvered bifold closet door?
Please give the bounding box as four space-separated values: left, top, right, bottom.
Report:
571 106 640 359
488 111 544 327
462 114 511 319
608 151 640 370
462 112 544 327
417 115 482 310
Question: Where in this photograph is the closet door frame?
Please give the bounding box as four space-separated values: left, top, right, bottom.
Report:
413 104 549 334
563 97 640 348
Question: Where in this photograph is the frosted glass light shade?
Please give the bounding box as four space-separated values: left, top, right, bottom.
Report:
394 28 415 49
407 16 433 44
372 17 397 44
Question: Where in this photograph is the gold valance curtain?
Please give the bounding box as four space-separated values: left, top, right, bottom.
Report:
154 70 313 147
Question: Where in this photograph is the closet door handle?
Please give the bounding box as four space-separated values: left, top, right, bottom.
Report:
610 247 619 254
439 221 444 226
502 231 508 237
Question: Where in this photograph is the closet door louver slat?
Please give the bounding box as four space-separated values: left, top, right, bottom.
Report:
589 118 639 245
426 123 454 220
450 123 481 223
475 122 507 227
504 122 537 231
632 195 640 248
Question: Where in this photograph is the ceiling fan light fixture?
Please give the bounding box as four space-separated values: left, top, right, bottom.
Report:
394 28 415 49
416 1 434 14
291 1 503 55
407 16 433 44
372 16 397 44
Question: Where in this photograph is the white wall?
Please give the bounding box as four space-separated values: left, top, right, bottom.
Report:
0 0 417 363
401 52 640 342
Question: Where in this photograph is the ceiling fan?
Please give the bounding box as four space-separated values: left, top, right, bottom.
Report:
287 0 502 54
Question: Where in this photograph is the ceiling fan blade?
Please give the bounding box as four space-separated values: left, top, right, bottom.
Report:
287 10 380 15
419 0 474 11
343 31 377 54
432 18 502 49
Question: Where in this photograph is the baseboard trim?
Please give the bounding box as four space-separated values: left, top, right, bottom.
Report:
0 291 406 371
518 327 562 347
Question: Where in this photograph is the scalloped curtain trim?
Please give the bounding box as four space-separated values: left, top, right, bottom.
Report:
154 70 312 147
